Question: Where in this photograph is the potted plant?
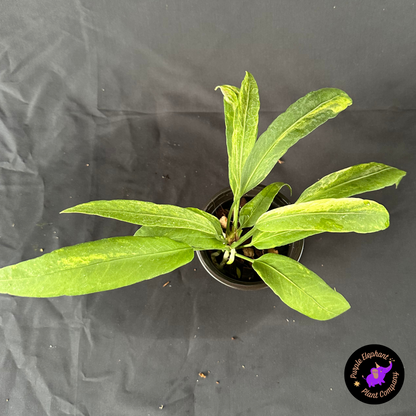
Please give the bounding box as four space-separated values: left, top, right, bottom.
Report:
0 72 405 321
195 185 305 291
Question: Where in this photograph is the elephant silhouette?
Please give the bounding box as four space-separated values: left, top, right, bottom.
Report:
363 361 393 388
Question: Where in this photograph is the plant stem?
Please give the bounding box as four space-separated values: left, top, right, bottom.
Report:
235 253 254 264
226 197 240 244
239 244 253 249
231 227 256 249
226 200 235 237
232 198 240 231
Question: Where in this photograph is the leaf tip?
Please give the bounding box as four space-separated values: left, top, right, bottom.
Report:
244 71 255 82
395 170 407 188
60 204 85 214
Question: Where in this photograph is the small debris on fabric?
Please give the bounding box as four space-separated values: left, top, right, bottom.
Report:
163 281 170 287
231 336 237 340
293 320 295 322
161 174 170 179
242 365 245 369
216 380 220 384
6 399 9 402
86 163 90 167
198 372 207 379
286 319 289 322
278 159 284 164
159 404 164 409
193 268 197 271
40 248 44 252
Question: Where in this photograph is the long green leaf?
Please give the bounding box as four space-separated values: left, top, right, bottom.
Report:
0 237 194 297
232 72 260 190
61 200 220 236
239 182 291 228
253 254 350 320
256 198 389 234
221 72 260 196
215 84 240 161
135 226 227 250
240 88 352 195
251 230 319 249
297 162 406 203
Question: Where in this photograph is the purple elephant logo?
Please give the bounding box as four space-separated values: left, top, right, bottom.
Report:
363 361 393 388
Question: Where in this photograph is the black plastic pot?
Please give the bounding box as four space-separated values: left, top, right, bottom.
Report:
196 186 305 291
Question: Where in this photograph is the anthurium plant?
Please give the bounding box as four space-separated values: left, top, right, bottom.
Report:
0 72 405 321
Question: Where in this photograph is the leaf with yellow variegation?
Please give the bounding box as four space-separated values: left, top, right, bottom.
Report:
240 88 352 195
253 254 350 320
0 237 194 297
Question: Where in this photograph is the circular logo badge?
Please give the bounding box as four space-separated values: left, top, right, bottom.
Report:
344 344 405 404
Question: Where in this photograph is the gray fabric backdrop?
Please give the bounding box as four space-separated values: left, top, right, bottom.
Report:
0 0 415 415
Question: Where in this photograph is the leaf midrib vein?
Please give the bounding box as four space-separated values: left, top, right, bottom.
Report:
237 82 254 175
1 247 192 281
299 167 393 202
258 261 333 314
70 209 215 233
262 210 382 221
242 96 340 191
